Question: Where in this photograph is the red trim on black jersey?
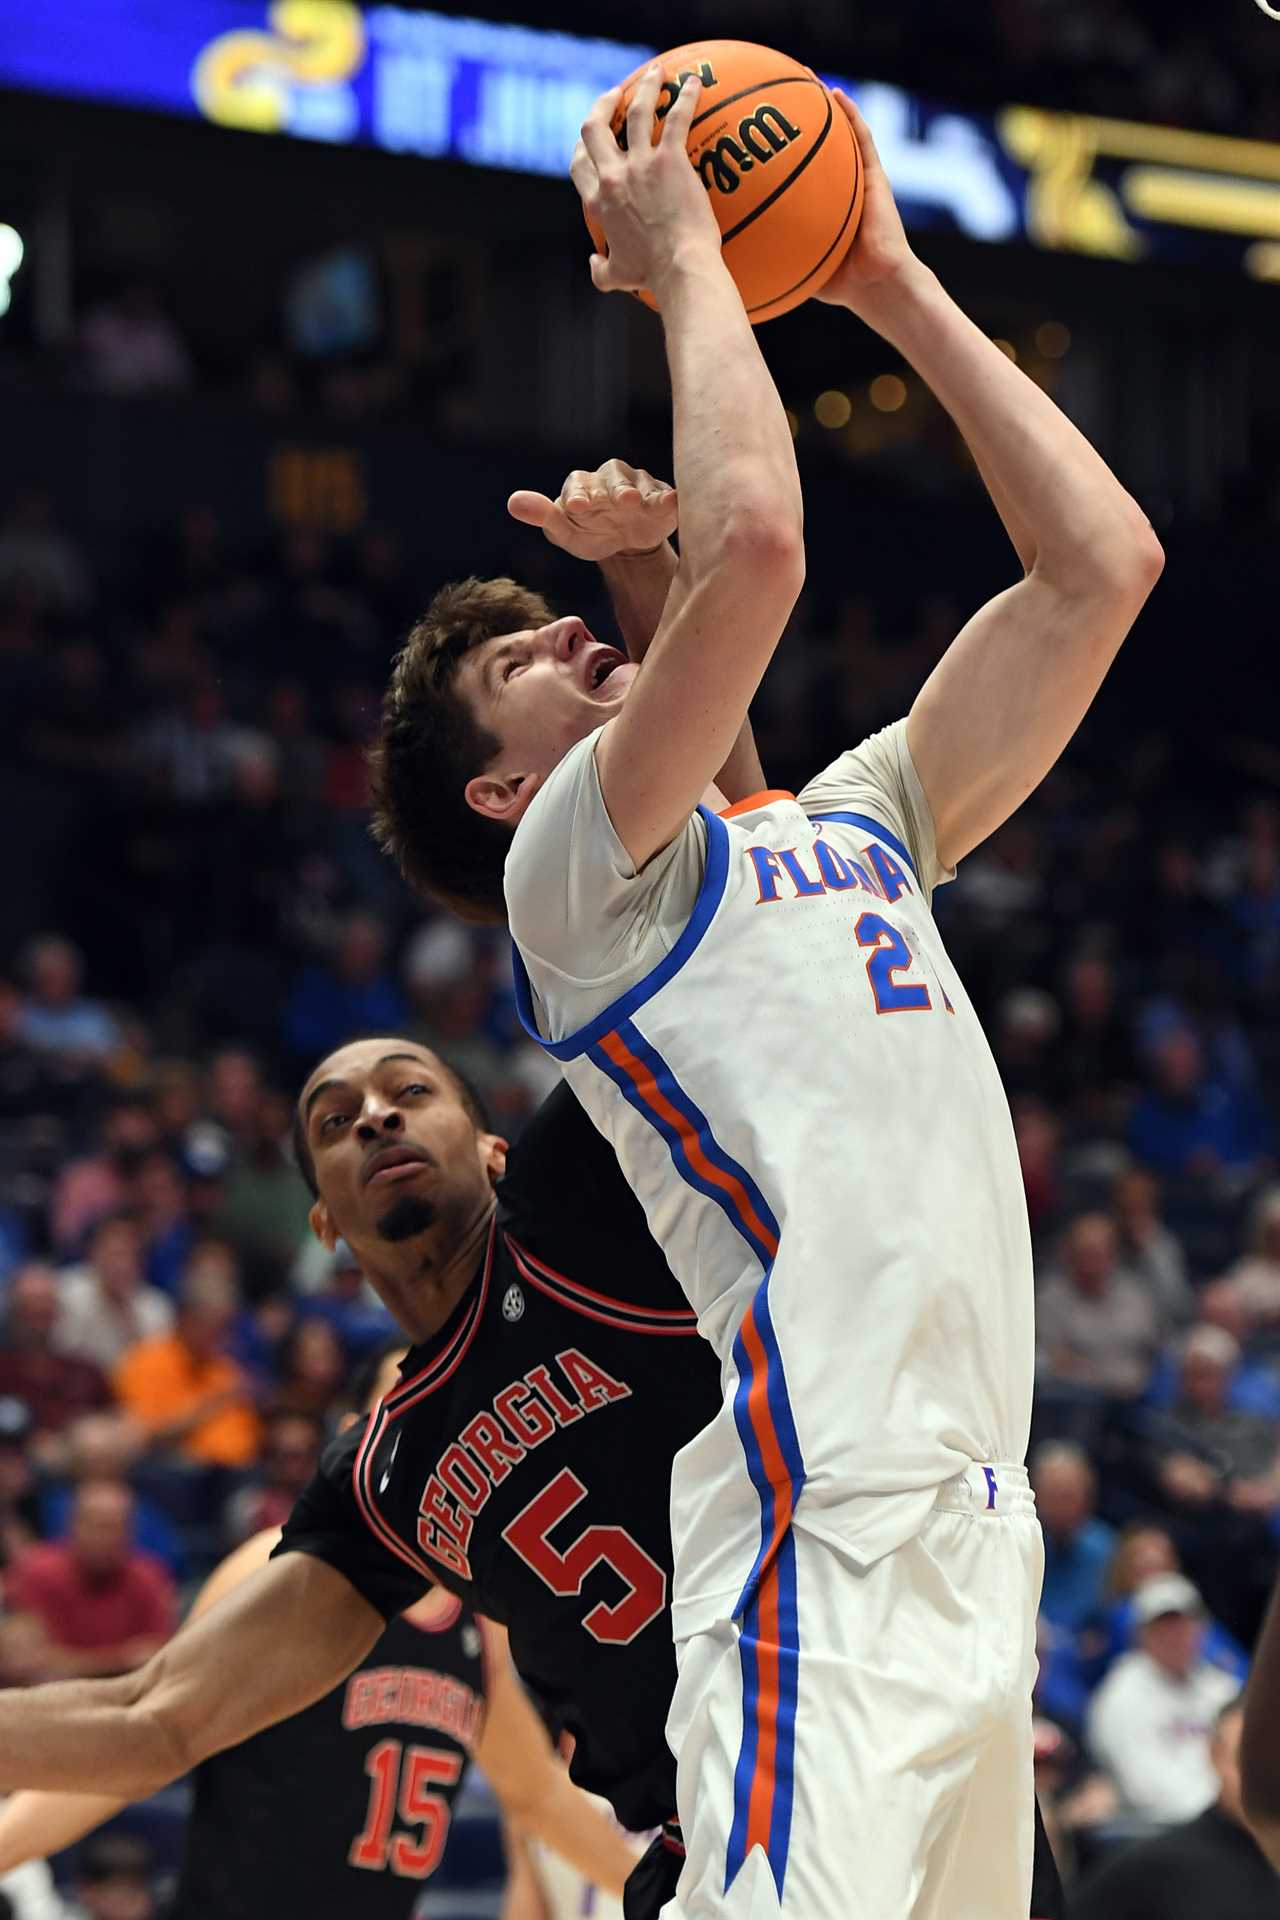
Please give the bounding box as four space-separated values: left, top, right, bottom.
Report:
385 1221 496 1412
351 1223 497 1581
504 1233 699 1338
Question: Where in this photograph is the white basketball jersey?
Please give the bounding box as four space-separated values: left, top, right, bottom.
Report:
509 724 1035 1639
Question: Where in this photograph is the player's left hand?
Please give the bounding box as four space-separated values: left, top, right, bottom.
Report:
508 459 677 562
817 93 922 318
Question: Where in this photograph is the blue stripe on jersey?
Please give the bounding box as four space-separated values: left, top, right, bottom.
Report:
730 1275 806 1619
587 1019 781 1271
509 805 730 1061
806 809 918 880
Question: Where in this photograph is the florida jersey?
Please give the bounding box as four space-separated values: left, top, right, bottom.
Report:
507 720 1035 1639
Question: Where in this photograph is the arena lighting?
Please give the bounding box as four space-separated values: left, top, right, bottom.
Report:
0 226 24 317
1035 322 1071 358
814 391 853 430
4 3 1280 272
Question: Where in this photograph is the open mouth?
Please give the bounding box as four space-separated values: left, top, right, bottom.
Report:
584 645 630 698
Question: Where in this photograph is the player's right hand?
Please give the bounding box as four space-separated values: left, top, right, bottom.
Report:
571 68 722 297
508 459 677 562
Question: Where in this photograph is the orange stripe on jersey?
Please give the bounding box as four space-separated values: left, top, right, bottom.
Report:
718 790 795 820
597 1032 780 1260
739 1303 795 1547
745 1558 783 1858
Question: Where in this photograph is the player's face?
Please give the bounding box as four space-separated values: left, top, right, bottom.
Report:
300 1040 505 1260
458 615 639 829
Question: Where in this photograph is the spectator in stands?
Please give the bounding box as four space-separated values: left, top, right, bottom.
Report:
15 938 119 1066
283 911 406 1068
111 1260 260 1469
402 919 509 1107
5 1479 175 1678
292 1239 395 1360
215 1086 313 1275
131 1152 193 1299
1033 1441 1116 1637
55 1215 174 1374
1089 1522 1248 1686
1072 1699 1280 1918
1129 1026 1271 1181
270 1317 345 1420
0 488 93 618
204 1048 263 1158
0 1401 38 1575
37 1415 184 1582
1035 1213 1162 1397
1087 1573 1241 1824
1112 1167 1193 1328
1056 951 1137 1134
66 1831 158 1920
79 281 191 398
0 1266 111 1465
1146 1323 1280 1519
226 1409 322 1541
49 1098 159 1258
1218 1185 1280 1330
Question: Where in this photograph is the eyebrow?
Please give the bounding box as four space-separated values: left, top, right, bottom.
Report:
302 1053 434 1120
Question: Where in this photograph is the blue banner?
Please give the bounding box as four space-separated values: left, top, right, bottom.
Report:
2 0 1279 276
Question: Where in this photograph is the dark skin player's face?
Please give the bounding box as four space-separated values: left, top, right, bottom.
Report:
299 1039 507 1344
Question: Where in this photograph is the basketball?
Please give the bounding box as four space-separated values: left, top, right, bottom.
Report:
584 40 863 325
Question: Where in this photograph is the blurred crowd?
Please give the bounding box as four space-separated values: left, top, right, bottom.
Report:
0 465 1278 1912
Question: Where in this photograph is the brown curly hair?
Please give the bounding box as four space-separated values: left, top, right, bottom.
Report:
368 576 555 921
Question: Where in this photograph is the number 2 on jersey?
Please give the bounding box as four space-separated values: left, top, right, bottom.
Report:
349 1740 462 1877
855 911 933 1013
503 1468 666 1645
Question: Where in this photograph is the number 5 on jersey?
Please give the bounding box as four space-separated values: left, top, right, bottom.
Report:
503 1468 666 1645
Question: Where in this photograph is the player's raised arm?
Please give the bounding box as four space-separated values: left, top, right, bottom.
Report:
571 69 804 867
0 1549 382 1799
818 95 1163 872
507 457 766 802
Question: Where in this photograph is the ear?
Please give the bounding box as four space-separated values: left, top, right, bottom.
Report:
464 769 530 826
480 1131 510 1187
309 1199 338 1250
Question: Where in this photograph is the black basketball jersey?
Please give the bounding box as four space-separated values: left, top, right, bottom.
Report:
169 1597 484 1920
277 1084 722 1831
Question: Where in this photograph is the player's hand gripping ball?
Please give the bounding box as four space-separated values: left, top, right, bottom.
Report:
583 40 864 325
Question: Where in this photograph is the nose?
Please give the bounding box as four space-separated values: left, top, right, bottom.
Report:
548 617 585 663
355 1100 404 1143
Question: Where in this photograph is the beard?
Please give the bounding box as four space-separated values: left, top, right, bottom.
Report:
375 1193 438 1243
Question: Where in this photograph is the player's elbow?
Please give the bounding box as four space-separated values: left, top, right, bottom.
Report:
1081 511 1165 608
717 499 807 602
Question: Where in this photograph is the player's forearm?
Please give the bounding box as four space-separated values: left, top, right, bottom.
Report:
600 544 679 664
514 1767 635 1897
0 1790 129 1873
655 252 803 581
601 547 766 802
0 1671 185 1798
841 264 1159 593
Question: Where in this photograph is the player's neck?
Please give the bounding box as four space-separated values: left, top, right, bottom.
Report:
366 1195 497 1346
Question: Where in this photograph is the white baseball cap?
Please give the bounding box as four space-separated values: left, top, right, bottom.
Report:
1134 1572 1205 1625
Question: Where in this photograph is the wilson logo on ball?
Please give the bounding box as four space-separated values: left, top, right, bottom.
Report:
698 106 803 195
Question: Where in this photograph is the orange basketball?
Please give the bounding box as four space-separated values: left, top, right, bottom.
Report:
584 41 863 326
